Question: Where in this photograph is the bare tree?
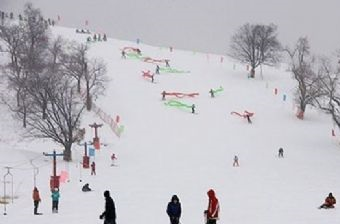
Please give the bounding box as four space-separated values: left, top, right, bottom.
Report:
24 77 86 161
285 37 324 119
229 23 281 78
61 42 88 93
61 42 107 110
313 58 340 129
84 59 107 110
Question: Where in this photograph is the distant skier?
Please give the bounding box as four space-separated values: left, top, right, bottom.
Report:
245 114 252 124
91 161 96 175
155 65 160 74
103 33 107 41
111 153 117 166
162 91 166 100
165 59 170 67
319 193 336 209
121 50 126 59
82 183 92 192
233 155 239 167
166 195 182 224
151 74 155 83
93 34 97 41
209 89 215 98
191 104 196 114
278 148 284 158
51 188 60 213
204 189 220 224
136 48 141 55
33 187 41 215
100 190 116 224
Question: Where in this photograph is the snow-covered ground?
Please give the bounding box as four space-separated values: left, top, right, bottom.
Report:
0 26 340 224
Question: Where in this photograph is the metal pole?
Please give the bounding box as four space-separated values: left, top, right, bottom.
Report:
3 174 6 215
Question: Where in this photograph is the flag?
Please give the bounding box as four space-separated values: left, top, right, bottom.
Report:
89 147 95 157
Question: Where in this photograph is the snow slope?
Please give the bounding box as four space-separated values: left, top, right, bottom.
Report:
0 26 340 224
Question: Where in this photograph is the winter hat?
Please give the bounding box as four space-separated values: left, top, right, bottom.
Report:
104 190 110 198
207 189 216 199
171 195 179 202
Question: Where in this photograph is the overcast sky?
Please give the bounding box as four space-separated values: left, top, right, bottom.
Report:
1 0 340 55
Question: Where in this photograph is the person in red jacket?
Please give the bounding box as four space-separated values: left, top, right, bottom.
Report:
32 187 41 215
319 192 336 209
204 189 220 224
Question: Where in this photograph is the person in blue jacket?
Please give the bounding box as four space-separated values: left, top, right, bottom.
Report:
166 195 182 224
51 188 60 213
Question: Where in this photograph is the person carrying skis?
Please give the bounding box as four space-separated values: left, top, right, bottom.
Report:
204 189 220 224
319 193 336 209
166 195 182 224
100 190 116 224
51 188 60 213
33 187 41 215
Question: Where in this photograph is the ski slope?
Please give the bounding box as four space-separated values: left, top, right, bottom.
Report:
0 26 340 224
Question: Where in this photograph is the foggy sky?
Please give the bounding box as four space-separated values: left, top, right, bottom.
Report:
1 0 340 56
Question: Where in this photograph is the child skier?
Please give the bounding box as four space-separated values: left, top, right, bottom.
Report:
51 188 60 213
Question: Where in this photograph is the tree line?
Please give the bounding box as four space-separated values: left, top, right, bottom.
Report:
229 23 340 130
0 3 107 161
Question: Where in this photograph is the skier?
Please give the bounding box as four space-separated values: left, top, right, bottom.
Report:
166 195 182 224
191 104 196 114
204 189 220 224
155 65 160 74
100 190 116 224
162 91 166 100
245 114 252 124
93 34 97 41
103 34 107 41
319 193 336 209
121 50 126 59
151 74 155 83
51 188 60 213
278 148 284 158
91 161 96 175
209 89 215 98
33 187 41 215
82 183 92 192
136 48 141 55
165 59 170 67
233 155 239 167
111 153 117 166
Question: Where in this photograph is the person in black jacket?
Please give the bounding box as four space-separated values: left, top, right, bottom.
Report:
100 190 116 224
166 195 181 224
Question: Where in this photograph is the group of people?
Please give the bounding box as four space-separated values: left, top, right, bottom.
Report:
99 189 220 224
32 187 60 215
